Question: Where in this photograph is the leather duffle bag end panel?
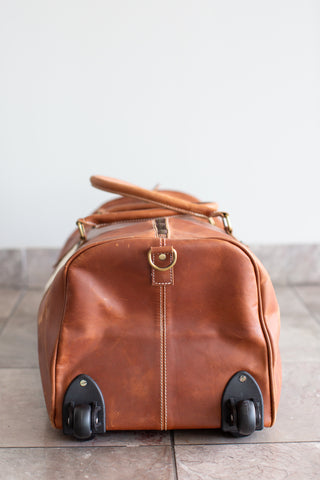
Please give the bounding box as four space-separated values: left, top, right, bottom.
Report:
38 175 281 440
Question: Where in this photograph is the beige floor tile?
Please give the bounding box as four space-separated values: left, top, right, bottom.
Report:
13 289 43 316
175 443 320 480
295 285 320 321
0 290 44 367
280 314 320 362
0 288 22 318
0 369 170 447
174 361 320 445
274 286 309 316
0 445 175 480
0 291 40 367
0 318 6 330
251 245 320 285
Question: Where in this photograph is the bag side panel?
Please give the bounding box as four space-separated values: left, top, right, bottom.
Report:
168 217 281 426
38 267 66 426
165 239 272 429
54 239 163 430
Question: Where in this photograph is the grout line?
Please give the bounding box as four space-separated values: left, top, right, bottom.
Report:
0 289 27 336
0 443 174 450
275 282 320 288
21 248 28 287
20 286 44 292
170 432 179 480
0 440 320 450
173 440 320 447
0 286 44 292
0 367 39 370
293 286 320 326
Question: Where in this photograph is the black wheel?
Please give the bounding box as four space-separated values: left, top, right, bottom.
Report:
237 400 256 436
63 375 106 439
73 404 93 440
221 371 263 436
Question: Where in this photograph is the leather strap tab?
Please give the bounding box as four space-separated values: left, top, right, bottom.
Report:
149 246 175 286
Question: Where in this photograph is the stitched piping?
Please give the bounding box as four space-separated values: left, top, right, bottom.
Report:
163 238 168 430
159 283 164 430
159 236 164 430
157 234 168 430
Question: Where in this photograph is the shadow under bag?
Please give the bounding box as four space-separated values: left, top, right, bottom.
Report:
38 175 281 440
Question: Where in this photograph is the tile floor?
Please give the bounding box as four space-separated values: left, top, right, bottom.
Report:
0 284 319 479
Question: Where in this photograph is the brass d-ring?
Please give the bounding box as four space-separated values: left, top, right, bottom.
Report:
148 248 178 272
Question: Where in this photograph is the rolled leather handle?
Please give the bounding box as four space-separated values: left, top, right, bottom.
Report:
90 175 218 219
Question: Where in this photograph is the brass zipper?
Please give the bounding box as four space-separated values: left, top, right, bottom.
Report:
155 217 168 237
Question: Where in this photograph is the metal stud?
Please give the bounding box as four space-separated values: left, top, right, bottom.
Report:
159 253 167 261
239 375 247 383
80 379 87 387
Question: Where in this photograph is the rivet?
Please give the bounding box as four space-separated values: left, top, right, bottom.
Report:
159 253 167 261
80 379 87 387
239 375 247 383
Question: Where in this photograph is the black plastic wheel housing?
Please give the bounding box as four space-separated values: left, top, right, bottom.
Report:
62 374 106 439
221 370 264 436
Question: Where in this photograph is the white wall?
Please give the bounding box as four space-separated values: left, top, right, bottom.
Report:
1 0 319 247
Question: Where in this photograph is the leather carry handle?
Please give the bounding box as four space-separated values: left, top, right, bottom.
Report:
90 175 218 220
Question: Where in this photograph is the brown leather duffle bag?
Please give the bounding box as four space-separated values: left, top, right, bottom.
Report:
38 175 281 440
